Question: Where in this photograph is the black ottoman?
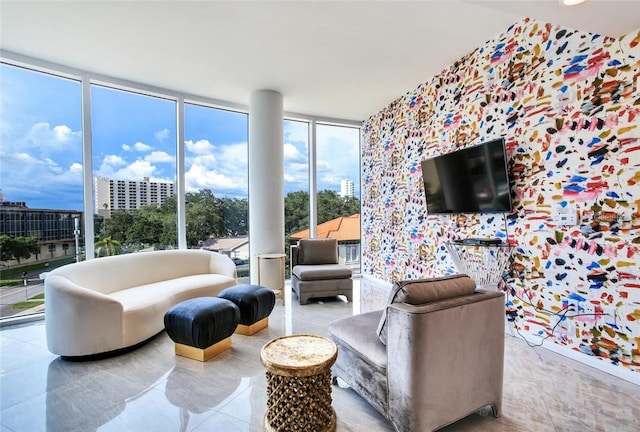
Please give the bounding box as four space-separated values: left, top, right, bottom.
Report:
164 297 240 361
218 284 276 336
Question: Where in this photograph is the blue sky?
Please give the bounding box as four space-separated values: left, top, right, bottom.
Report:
0 63 360 212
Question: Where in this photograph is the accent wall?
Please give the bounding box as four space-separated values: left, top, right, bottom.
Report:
361 18 640 376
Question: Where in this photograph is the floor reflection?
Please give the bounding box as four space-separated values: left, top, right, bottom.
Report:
164 366 243 431
3 277 637 432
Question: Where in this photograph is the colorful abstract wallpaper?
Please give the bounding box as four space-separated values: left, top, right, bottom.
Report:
361 19 640 374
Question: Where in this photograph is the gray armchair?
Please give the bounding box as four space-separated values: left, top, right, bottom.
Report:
329 274 505 432
290 238 353 305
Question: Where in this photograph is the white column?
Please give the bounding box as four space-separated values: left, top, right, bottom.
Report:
249 90 284 284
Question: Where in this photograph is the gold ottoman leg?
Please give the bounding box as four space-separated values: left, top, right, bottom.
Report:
175 337 232 362
236 317 269 336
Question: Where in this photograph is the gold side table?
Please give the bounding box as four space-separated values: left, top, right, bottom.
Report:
260 334 338 432
256 253 286 305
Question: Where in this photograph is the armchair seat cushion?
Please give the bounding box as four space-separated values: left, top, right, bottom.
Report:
329 310 387 372
292 264 352 281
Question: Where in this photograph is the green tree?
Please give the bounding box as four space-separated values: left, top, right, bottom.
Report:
219 197 248 236
130 205 167 245
94 188 358 254
317 190 360 224
95 236 122 257
284 191 310 237
102 210 134 243
185 190 224 246
284 189 360 239
0 235 39 264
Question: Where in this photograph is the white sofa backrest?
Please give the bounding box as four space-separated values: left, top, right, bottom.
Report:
49 250 235 295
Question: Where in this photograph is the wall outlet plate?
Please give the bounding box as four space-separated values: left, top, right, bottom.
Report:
567 298 579 314
556 212 578 226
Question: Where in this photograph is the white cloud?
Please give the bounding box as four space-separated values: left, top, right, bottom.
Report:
316 160 331 170
184 142 248 194
145 151 173 163
155 128 170 143
284 120 309 146
0 150 83 200
320 172 342 187
122 144 132 151
186 139 215 155
53 125 77 142
96 154 127 177
43 157 63 174
315 125 360 191
12 152 40 164
113 160 157 180
221 142 247 164
16 122 81 154
186 163 239 191
187 153 217 167
133 141 153 152
69 162 83 175
102 154 127 167
284 143 304 161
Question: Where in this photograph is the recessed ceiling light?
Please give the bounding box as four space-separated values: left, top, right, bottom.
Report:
563 0 587 6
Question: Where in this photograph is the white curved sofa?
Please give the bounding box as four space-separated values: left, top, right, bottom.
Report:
45 249 237 359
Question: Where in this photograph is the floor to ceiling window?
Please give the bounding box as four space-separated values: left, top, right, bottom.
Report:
283 119 310 275
91 85 177 256
0 54 361 322
283 121 361 275
0 62 83 318
184 103 249 279
316 123 361 273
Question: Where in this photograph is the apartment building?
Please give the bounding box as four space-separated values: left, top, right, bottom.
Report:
339 179 355 198
95 176 176 217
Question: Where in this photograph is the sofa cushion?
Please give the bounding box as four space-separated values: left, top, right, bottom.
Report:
376 274 476 345
298 238 338 265
110 274 237 347
292 264 352 281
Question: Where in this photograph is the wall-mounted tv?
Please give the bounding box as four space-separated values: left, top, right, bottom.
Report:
421 138 512 214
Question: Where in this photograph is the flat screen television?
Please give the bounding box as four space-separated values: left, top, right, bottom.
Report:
421 138 512 214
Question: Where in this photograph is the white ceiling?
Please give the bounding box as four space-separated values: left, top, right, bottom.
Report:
1 0 639 122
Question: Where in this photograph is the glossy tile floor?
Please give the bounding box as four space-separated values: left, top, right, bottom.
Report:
1 282 639 432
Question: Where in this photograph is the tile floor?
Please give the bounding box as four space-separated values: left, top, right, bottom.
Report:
1 282 639 432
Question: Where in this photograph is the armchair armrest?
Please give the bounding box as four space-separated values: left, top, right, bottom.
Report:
290 245 299 268
386 290 505 432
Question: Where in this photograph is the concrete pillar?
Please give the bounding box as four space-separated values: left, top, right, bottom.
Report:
249 90 284 285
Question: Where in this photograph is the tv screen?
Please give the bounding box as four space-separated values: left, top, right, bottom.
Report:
421 138 512 214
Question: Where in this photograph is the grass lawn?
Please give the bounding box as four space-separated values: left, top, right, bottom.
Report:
10 301 44 310
0 257 74 286
9 293 45 309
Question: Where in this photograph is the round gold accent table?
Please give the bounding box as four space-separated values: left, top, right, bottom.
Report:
260 334 338 432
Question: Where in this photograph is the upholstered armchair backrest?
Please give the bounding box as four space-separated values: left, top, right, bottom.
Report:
295 238 339 265
376 274 476 344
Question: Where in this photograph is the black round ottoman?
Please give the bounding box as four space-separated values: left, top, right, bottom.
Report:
164 297 240 361
218 284 276 336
